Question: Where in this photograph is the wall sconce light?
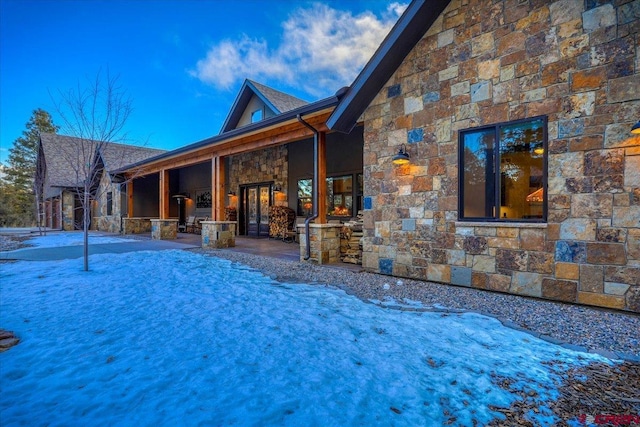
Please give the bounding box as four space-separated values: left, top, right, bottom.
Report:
631 120 640 135
533 144 544 155
273 185 283 193
227 191 236 197
392 144 410 165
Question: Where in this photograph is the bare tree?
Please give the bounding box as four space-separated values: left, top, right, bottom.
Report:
51 70 133 271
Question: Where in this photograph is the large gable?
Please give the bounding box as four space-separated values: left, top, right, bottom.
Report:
220 79 308 133
327 0 451 133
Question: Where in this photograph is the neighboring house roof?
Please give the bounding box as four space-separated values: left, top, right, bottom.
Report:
38 133 164 198
327 0 451 133
220 79 309 133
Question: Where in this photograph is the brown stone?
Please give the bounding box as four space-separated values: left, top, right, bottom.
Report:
497 228 519 238
496 249 528 271
571 193 613 218
570 67 607 92
486 273 512 292
428 157 446 176
501 50 527 67
526 98 561 116
463 236 488 254
471 271 488 289
584 149 625 176
412 176 433 192
604 266 640 286
497 32 527 56
578 291 625 310
596 228 626 243
556 262 579 280
520 229 546 251
580 265 604 293
528 252 554 274
626 287 640 313
542 278 577 302
560 34 590 58
541 59 574 86
607 74 640 103
565 177 594 193
569 135 603 152
586 242 627 265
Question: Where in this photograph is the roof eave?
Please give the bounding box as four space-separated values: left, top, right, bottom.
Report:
326 0 451 133
116 95 339 174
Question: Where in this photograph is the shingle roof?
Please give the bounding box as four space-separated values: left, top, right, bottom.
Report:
38 133 164 198
220 79 309 133
248 80 308 113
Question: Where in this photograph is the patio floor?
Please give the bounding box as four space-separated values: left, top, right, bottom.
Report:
172 232 363 272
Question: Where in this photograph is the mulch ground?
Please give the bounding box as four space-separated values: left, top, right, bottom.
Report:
489 360 640 426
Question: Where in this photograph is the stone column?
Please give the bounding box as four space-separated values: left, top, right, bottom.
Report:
201 221 236 248
150 219 178 240
298 223 342 264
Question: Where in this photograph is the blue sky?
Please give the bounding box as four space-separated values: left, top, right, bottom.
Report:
0 0 406 164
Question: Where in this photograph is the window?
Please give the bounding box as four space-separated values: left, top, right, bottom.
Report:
251 109 263 123
106 191 113 216
459 116 547 221
296 173 363 218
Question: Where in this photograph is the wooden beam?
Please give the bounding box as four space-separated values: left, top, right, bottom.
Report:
160 170 170 219
317 131 327 224
128 112 333 177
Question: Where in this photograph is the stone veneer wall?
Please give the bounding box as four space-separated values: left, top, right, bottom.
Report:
62 191 75 231
227 145 288 206
361 0 640 312
94 174 123 233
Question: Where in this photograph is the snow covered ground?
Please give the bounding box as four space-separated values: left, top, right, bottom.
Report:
0 234 608 425
12 231 140 249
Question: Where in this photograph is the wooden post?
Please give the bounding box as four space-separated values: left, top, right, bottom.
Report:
160 169 170 219
317 131 327 224
127 180 134 218
212 156 225 221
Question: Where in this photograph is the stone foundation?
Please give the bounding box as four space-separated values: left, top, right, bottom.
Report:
298 223 342 264
201 221 236 248
150 219 178 240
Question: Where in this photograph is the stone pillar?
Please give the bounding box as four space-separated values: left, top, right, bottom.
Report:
201 221 236 248
122 218 154 234
298 223 342 264
150 219 178 240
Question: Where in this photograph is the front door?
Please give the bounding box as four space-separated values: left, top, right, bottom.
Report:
242 183 272 237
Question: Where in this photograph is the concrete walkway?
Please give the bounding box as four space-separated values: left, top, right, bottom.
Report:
0 235 200 262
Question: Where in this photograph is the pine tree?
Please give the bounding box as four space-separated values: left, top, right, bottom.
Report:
1 109 58 226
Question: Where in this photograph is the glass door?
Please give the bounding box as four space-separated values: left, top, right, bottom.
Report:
242 183 272 237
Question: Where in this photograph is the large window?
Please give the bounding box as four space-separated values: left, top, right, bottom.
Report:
297 174 363 218
459 116 547 221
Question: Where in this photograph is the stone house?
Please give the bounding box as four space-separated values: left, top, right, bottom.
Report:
326 0 640 312
36 133 164 231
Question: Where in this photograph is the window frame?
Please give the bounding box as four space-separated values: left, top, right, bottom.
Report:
106 191 113 216
457 115 548 223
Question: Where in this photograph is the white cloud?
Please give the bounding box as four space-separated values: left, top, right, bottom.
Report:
191 2 407 97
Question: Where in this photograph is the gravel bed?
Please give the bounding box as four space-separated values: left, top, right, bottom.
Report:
192 248 640 361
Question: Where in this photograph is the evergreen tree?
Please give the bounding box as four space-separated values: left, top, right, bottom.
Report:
1 109 58 226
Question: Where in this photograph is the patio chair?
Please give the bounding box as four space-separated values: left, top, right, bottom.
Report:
185 216 196 233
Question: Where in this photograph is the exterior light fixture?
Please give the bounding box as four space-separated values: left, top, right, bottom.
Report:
632 120 640 135
534 144 544 155
273 185 283 193
227 191 236 197
392 144 410 165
